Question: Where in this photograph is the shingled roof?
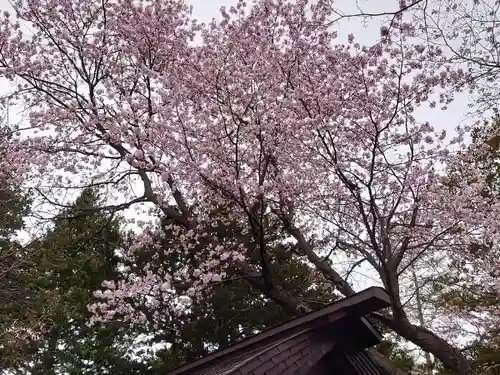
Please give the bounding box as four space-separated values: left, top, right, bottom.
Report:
165 287 391 375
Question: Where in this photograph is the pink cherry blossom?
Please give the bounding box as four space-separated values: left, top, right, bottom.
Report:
0 0 498 372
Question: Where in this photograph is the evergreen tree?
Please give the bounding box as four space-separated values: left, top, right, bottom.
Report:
103 206 336 373
1 188 148 375
3 193 338 374
0 179 36 369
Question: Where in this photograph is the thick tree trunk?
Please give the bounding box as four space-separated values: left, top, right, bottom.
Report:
375 314 473 375
412 268 434 373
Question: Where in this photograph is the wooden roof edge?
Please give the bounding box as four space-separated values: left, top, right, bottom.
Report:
359 316 385 343
165 287 390 375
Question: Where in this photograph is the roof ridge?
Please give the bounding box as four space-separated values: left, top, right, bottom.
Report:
165 287 390 375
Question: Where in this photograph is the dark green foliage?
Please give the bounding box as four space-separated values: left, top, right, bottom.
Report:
471 111 500 192
468 339 500 374
116 205 335 373
435 340 500 375
0 184 38 368
150 274 333 373
2 193 337 374
1 188 149 375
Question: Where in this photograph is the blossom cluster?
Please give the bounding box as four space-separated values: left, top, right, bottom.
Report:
0 0 498 336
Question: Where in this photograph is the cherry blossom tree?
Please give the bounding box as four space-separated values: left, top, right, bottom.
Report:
0 110 26 186
331 0 500 116
0 0 498 374
421 0 500 115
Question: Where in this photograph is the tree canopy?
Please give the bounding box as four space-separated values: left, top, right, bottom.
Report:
0 1 499 375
